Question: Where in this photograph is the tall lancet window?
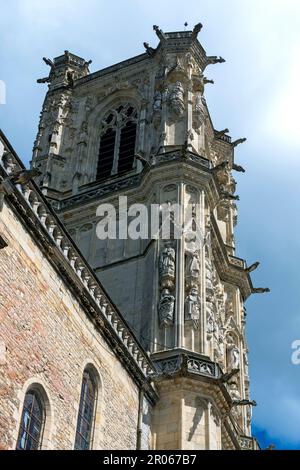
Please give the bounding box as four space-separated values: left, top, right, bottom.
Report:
74 368 98 450
16 389 46 450
96 104 138 180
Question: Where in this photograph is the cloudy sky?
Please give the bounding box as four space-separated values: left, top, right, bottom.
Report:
1 0 300 449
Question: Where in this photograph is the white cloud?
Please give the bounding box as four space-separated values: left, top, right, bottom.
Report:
263 47 300 146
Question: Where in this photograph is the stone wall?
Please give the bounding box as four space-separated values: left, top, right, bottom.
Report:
0 200 144 450
152 378 223 450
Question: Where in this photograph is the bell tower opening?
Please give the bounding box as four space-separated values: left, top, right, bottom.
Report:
96 103 138 181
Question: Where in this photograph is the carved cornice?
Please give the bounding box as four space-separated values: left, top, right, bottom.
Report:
0 129 158 405
150 350 222 380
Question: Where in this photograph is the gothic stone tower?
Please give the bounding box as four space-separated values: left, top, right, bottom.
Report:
31 24 264 450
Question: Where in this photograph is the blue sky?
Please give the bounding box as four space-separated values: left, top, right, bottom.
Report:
1 0 300 449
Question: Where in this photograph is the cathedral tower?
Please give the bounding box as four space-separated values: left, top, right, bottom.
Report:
31 24 266 449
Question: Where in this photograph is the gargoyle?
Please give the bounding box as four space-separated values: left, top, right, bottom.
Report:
135 153 150 168
0 168 42 212
221 191 240 201
215 128 229 139
43 57 54 68
38 57 54 84
232 137 247 147
66 71 74 88
245 262 260 273
206 56 226 66
143 42 156 56
153 25 166 41
191 22 203 40
83 59 92 68
232 163 245 173
204 77 214 84
10 168 42 185
232 399 257 407
212 161 229 173
252 287 270 294
37 77 51 84
220 368 240 383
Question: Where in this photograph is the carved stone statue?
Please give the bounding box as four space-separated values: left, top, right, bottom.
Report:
206 304 215 336
185 287 201 322
205 261 214 299
243 352 249 376
227 334 240 370
246 403 252 430
153 91 162 112
169 81 185 116
186 250 200 280
229 381 240 401
158 289 175 326
159 245 175 278
193 93 205 129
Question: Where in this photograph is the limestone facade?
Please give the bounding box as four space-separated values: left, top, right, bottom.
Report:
0 24 264 450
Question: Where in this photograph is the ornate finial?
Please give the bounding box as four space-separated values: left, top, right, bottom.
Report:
191 22 203 39
184 22 188 30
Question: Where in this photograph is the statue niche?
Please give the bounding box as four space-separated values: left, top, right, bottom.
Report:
168 81 185 117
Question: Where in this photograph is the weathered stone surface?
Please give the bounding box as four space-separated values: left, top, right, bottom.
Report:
0 24 263 451
0 202 142 450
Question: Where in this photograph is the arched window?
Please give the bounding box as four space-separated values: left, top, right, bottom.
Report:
74 368 98 450
97 104 138 180
16 389 46 450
